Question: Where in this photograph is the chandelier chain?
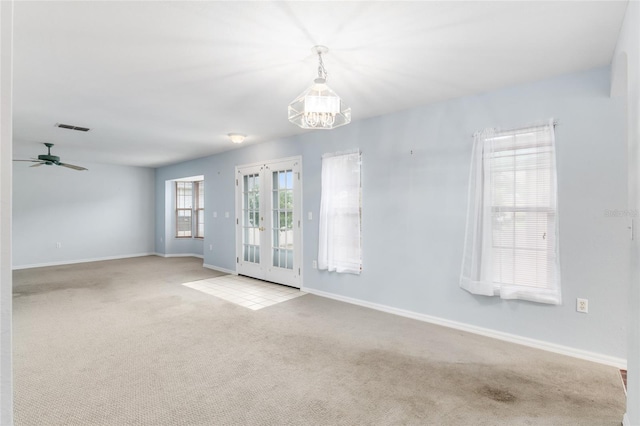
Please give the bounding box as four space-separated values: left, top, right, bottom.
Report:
317 51 328 80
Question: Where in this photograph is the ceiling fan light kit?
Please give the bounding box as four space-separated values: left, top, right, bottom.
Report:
288 45 351 130
13 143 88 171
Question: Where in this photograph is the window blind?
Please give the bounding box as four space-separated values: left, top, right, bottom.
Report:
461 120 561 304
176 181 193 238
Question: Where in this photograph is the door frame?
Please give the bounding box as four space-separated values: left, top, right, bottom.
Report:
234 156 303 288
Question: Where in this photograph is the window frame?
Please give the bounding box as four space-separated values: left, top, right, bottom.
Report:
460 120 561 305
175 181 193 238
194 180 204 239
174 180 204 239
317 150 362 275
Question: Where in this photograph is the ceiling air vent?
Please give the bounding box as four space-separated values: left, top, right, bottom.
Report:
56 123 90 132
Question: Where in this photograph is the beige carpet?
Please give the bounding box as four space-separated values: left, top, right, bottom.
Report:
13 256 625 425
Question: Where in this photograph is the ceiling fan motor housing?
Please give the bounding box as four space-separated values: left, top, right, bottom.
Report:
37 154 59 164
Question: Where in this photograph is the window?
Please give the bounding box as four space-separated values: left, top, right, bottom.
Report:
175 180 204 238
272 169 294 270
318 150 362 274
195 181 204 239
460 120 561 304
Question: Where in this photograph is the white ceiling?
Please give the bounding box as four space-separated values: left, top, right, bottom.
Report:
12 1 628 168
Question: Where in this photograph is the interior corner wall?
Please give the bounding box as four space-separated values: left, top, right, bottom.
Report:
614 0 640 423
0 1 13 423
12 161 156 268
155 140 302 267
155 66 628 364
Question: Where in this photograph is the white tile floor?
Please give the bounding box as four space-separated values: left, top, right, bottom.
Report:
182 275 306 310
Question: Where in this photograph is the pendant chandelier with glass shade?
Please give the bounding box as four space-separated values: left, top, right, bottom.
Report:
288 46 351 130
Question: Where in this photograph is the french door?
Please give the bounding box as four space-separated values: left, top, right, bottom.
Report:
235 157 302 288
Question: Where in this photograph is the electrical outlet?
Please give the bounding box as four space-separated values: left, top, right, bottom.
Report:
209 244 213 251
312 260 317 269
225 212 229 218
577 298 588 313
56 242 62 249
308 212 313 220
213 211 217 218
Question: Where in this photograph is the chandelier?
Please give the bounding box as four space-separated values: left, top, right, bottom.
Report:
288 46 351 130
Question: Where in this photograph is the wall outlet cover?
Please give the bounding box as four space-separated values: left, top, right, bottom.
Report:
577 298 589 313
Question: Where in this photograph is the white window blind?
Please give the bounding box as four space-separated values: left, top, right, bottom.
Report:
318 151 362 274
460 120 561 304
176 181 193 238
195 181 205 238
175 180 204 239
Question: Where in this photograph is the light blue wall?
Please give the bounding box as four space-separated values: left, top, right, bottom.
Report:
13 161 156 267
155 142 303 269
156 67 628 359
613 0 640 422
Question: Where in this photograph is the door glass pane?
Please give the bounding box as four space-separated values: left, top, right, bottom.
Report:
279 250 287 268
286 250 293 270
286 170 293 189
271 169 294 270
242 173 260 264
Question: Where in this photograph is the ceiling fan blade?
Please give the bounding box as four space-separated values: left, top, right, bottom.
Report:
13 159 41 163
29 163 45 168
59 162 88 171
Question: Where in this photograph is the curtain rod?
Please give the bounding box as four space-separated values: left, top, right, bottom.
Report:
472 120 559 138
322 149 361 159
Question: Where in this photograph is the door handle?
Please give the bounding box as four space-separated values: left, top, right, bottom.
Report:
259 227 265 231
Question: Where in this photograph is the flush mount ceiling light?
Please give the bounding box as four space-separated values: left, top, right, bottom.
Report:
288 45 351 130
228 133 246 144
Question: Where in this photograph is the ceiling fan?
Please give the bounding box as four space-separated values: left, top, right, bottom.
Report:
13 143 88 171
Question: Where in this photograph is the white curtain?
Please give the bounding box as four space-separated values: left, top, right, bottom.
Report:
460 119 561 305
318 150 361 274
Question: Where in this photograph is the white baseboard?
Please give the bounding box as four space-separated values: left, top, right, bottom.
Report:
623 413 630 426
12 252 157 270
203 263 237 275
160 253 203 259
302 287 627 370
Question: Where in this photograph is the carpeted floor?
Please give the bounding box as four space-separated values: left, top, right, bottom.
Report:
13 256 625 425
